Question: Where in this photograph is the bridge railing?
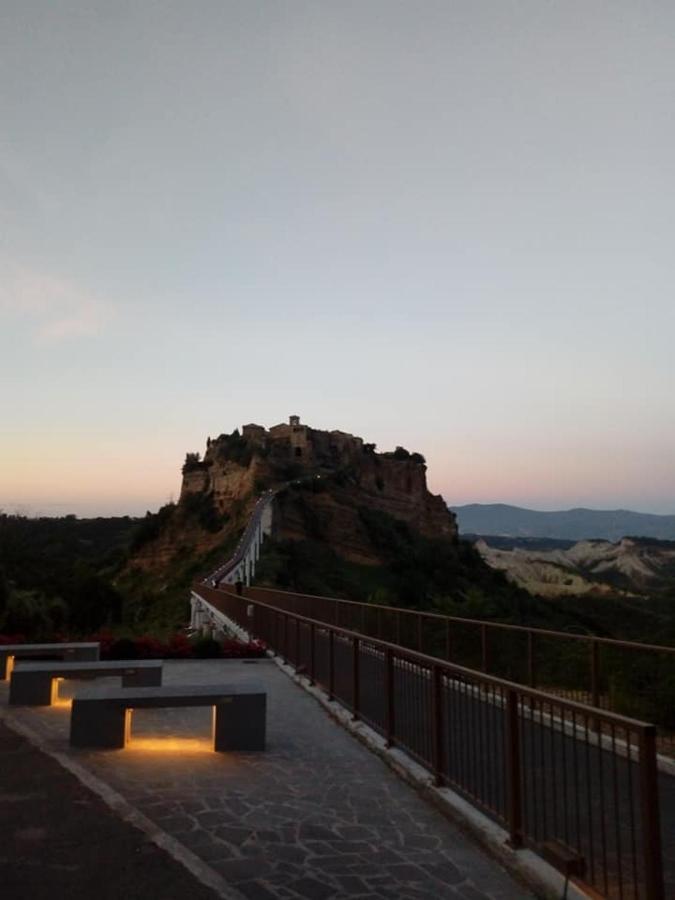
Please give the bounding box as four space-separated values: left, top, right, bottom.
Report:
241 585 675 756
194 583 665 900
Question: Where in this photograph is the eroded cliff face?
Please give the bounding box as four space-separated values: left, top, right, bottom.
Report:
272 455 456 566
131 417 457 573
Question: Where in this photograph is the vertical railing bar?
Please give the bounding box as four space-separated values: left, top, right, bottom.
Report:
431 665 443 785
610 723 624 899
625 728 639 900
591 639 600 711
539 698 548 847
527 631 535 687
561 705 570 847
469 675 478 802
328 629 335 701
385 647 395 747
477 673 486 808
505 689 523 847
352 636 360 721
571 709 582 857
309 622 315 686
584 713 597 888
549 698 559 847
638 726 664 900
597 713 609 897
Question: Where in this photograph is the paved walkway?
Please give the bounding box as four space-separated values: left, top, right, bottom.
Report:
0 720 218 900
1 660 533 900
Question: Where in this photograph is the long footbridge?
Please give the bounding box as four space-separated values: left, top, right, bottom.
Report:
190 495 673 899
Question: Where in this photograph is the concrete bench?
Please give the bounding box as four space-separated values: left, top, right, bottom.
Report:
9 660 163 707
0 642 100 680
69 682 266 752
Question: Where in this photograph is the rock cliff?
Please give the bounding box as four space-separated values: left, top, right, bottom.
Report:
200 417 456 555
132 416 457 573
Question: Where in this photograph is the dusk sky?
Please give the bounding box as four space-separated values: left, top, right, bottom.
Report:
2 2 674 518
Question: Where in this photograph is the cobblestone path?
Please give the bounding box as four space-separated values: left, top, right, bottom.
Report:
2 659 533 900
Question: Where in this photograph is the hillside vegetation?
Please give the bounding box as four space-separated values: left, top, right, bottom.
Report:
3 420 674 648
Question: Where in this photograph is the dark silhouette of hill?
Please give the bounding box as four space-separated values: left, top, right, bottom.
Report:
450 503 675 541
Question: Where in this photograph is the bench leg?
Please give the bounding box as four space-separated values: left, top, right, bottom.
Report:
9 672 53 706
214 694 266 751
70 702 128 749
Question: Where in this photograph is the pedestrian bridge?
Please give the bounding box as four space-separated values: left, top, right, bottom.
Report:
190 493 672 899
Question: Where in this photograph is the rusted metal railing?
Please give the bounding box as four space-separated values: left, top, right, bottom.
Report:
241 585 675 756
195 584 666 900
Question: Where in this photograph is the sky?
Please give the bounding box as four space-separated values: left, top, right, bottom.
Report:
1 1 674 517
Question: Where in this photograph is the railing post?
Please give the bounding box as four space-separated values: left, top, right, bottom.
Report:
385 647 395 747
446 619 451 661
377 606 382 640
281 614 287 664
431 665 443 785
396 611 401 647
481 623 488 673
295 617 300 671
352 637 360 720
417 614 422 652
505 689 523 848
309 622 315 685
328 630 335 701
590 639 601 709
527 631 535 687
639 726 665 899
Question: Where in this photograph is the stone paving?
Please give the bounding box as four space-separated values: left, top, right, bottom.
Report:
1 659 534 900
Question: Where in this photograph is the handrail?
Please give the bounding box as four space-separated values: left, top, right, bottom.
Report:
248 584 675 654
192 582 666 899
198 584 655 728
242 584 675 756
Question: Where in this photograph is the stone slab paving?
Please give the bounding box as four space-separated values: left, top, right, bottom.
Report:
1 659 534 900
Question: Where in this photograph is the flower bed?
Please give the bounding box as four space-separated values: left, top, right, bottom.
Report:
0 631 267 661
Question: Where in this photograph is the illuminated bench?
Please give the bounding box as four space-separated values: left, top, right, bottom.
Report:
69 683 266 752
9 660 163 706
1 642 100 680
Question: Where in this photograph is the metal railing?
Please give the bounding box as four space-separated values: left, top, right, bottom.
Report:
194 583 666 900
242 585 675 756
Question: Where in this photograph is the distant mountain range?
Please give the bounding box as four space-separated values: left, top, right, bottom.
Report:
450 503 675 541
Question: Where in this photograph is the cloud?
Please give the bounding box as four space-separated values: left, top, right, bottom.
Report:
0 262 110 343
